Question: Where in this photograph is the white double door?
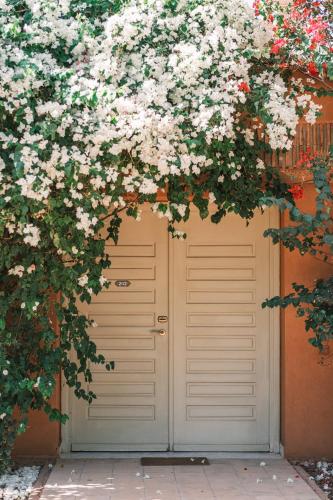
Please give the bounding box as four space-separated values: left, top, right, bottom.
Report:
71 207 276 451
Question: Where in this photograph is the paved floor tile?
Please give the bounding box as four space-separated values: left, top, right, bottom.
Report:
39 458 320 500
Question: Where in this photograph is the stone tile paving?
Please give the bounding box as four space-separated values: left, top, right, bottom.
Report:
39 458 320 500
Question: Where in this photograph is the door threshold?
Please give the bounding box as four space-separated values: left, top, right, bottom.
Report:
60 451 282 460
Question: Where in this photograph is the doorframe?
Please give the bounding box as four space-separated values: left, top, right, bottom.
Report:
60 208 280 454
268 207 280 453
60 368 71 453
168 235 175 451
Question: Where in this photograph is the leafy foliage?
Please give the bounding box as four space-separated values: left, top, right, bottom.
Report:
262 156 333 350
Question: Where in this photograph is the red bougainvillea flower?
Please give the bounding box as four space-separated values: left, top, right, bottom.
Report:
283 19 290 30
289 185 304 200
253 0 261 16
238 82 251 93
295 147 317 169
306 19 328 37
271 39 287 55
261 0 331 73
307 61 319 76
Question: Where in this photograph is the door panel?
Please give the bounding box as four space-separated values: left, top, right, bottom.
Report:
71 208 275 451
71 208 169 451
172 210 271 450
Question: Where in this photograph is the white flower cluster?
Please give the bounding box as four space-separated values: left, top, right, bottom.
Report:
0 0 319 243
262 74 299 150
8 264 35 277
22 224 40 247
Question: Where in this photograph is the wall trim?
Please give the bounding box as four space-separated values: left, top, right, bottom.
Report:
268 207 281 453
60 370 71 453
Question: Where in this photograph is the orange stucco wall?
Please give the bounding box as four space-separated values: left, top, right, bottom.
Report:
13 376 61 460
13 296 61 460
280 93 333 459
280 185 333 459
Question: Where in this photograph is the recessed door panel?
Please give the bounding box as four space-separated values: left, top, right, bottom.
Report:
71 207 169 451
172 210 271 450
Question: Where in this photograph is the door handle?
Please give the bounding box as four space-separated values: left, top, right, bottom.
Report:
151 329 167 336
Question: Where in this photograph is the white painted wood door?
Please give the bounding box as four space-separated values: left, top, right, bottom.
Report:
71 207 169 450
172 210 272 450
70 208 275 451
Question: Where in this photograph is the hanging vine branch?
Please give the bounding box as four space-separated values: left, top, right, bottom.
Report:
262 154 333 350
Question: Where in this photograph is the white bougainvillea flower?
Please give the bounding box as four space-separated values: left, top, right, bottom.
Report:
22 225 41 247
78 274 89 287
0 0 321 228
8 265 25 277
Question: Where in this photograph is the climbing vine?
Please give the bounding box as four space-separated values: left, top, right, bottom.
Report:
262 154 333 351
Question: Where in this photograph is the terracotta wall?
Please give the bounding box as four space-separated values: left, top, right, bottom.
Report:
280 93 333 459
13 296 61 460
13 376 61 460
280 186 333 459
